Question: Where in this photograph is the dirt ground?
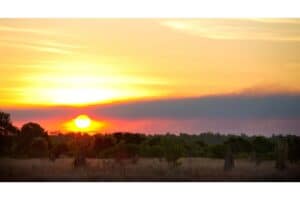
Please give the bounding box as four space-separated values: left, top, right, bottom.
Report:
1 157 300 181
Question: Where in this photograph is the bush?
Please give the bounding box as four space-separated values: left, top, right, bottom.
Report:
275 139 288 170
225 137 252 154
224 145 234 171
286 135 300 163
208 144 226 158
139 144 164 159
49 143 69 161
29 137 49 157
252 136 274 154
73 153 87 168
93 135 115 155
162 138 185 167
251 136 274 164
0 135 15 156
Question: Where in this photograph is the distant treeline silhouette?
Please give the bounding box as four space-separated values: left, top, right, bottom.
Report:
1 111 300 169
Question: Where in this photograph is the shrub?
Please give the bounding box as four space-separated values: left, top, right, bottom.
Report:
93 135 115 154
251 136 274 165
29 137 49 158
73 152 87 168
208 144 226 158
49 143 69 161
275 139 288 170
139 144 164 159
224 145 234 171
286 135 300 163
225 137 252 154
162 138 185 167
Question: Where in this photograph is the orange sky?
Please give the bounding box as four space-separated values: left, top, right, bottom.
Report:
1 19 300 135
1 19 300 108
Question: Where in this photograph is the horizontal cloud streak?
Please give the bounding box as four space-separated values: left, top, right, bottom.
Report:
0 25 55 35
3 94 300 135
92 94 300 120
0 37 81 55
161 19 300 41
5 94 300 120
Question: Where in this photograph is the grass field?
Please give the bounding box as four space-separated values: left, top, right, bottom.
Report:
1 158 300 181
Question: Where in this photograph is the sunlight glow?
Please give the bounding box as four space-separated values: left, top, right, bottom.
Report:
63 114 105 133
74 115 91 129
6 68 168 106
1 19 300 108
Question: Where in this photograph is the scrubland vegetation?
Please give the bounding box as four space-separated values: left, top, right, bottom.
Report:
1 157 300 181
1 111 300 181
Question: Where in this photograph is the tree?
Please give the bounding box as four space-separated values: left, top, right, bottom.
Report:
0 111 11 128
0 111 18 135
17 122 48 156
20 122 48 138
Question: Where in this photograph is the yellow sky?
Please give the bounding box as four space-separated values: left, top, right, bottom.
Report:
1 19 300 107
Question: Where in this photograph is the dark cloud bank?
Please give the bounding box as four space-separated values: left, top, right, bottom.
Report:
3 94 300 135
93 94 300 119
7 94 300 119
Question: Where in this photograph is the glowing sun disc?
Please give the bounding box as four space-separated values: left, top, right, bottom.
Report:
74 115 91 129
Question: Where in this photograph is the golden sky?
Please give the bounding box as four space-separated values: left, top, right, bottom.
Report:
1 19 300 107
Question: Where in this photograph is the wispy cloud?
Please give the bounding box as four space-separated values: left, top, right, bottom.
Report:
0 24 81 54
0 41 72 55
0 25 55 35
37 40 82 49
161 19 300 41
249 19 300 24
0 37 81 55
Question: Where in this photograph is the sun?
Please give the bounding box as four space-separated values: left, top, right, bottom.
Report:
63 114 105 133
74 115 91 129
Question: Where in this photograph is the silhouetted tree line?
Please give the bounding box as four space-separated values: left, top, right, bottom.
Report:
1 111 300 169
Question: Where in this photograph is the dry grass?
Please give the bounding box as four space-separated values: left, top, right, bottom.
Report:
0 157 300 181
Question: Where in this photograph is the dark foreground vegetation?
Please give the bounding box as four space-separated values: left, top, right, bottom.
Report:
1 111 300 181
